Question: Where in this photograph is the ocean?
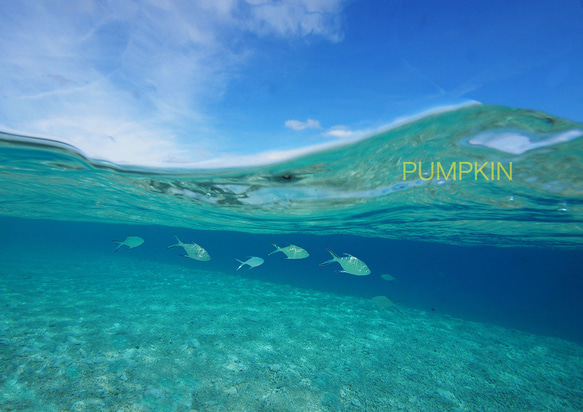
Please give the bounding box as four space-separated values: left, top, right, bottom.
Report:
1 104 582 411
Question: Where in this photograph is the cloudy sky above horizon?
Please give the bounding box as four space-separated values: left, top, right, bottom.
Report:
1 0 582 167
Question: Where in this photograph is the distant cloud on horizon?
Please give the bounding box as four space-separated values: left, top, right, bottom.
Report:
284 118 322 131
323 125 353 138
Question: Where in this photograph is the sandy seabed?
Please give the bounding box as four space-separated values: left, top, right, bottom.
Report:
0 252 581 412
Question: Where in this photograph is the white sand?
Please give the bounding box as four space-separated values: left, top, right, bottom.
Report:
0 252 581 411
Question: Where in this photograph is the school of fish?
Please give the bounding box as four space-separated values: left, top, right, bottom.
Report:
111 234 399 312
112 236 372 274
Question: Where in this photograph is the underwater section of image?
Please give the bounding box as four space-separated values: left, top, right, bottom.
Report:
1 220 582 411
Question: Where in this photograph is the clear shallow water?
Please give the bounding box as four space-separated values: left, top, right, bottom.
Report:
2 248 582 411
1 104 583 410
1 224 582 411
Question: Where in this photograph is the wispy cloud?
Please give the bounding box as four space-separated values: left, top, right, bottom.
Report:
243 0 345 42
0 0 345 166
284 118 322 131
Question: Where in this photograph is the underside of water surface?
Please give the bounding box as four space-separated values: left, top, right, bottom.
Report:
1 104 582 247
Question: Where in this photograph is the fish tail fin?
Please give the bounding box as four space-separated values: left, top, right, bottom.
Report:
392 300 403 314
320 249 338 266
112 241 123 252
167 234 182 249
235 259 244 270
326 249 339 258
268 244 280 256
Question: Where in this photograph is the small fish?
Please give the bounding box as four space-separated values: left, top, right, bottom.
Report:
236 256 264 270
269 243 309 259
371 296 402 314
112 236 144 252
167 235 210 261
380 274 396 282
320 249 371 276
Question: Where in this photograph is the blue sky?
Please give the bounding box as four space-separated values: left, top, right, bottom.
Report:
1 0 582 167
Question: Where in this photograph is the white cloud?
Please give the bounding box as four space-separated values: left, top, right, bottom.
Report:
0 0 345 166
284 118 322 131
323 125 353 138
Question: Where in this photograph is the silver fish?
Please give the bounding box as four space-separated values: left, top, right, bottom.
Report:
167 235 210 261
320 249 371 276
113 236 144 252
236 256 264 270
269 243 309 259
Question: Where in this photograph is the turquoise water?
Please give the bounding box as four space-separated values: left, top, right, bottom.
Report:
1 104 583 410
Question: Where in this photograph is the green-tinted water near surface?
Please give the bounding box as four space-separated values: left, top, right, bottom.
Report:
1 104 582 247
